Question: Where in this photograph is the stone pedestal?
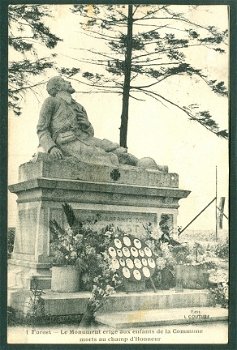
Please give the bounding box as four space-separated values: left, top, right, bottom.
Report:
8 153 190 291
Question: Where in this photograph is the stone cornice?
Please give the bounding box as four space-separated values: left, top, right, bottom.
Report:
9 177 191 200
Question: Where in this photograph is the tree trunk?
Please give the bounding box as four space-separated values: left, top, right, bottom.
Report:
119 4 133 148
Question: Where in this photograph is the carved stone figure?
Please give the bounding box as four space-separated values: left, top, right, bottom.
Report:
37 76 166 171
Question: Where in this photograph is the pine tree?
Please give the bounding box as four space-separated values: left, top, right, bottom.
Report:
62 5 228 147
8 4 62 115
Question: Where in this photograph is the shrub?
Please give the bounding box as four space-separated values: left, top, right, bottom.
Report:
8 227 15 258
210 282 228 308
215 239 229 260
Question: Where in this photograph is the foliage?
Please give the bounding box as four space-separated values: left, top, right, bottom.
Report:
7 306 17 326
26 277 46 325
215 238 229 260
80 267 121 326
8 5 61 115
8 278 48 326
7 227 15 258
169 244 191 264
170 241 217 270
144 223 176 289
76 225 122 291
210 282 228 308
143 220 223 290
207 246 228 308
63 5 228 147
50 203 229 318
209 267 228 284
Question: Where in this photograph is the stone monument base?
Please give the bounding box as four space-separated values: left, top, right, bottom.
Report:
8 288 212 318
8 155 190 312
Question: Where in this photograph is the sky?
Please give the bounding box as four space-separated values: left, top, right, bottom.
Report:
8 5 229 231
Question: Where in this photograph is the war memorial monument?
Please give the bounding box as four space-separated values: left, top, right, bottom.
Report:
8 76 227 332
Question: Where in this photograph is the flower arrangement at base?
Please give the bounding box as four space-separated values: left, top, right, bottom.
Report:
49 215 84 292
49 221 83 267
143 220 221 290
144 228 176 290
80 266 121 327
49 203 123 323
151 244 176 289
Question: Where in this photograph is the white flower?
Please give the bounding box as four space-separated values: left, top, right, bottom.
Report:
160 242 169 253
70 251 77 258
105 231 112 237
150 227 161 240
93 277 99 284
86 246 96 255
65 225 74 236
75 234 83 242
156 257 166 270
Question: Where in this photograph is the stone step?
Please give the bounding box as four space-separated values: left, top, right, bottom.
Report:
95 307 228 328
41 289 212 316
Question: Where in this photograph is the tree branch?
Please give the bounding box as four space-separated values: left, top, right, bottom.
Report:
136 23 170 36
133 8 161 22
129 93 145 101
130 74 170 89
133 87 228 138
76 89 121 95
74 9 127 27
70 77 122 90
132 42 214 60
163 6 225 37
60 54 109 67
9 80 47 93
137 89 168 108
10 36 35 40
132 62 181 67
132 57 162 64
72 48 121 62
78 29 121 42
132 5 140 16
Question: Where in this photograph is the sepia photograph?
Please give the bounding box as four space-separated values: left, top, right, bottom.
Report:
7 3 230 345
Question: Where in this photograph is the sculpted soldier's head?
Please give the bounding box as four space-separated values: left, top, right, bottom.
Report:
46 76 75 96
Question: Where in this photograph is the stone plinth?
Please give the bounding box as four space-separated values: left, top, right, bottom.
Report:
96 307 228 328
8 155 190 290
8 289 212 317
18 153 179 188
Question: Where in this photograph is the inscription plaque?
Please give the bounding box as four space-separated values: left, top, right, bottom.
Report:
74 210 157 238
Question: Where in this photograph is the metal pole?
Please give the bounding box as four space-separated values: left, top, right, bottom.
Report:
216 166 218 241
178 197 216 235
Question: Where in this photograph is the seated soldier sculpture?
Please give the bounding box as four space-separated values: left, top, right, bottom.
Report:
37 76 167 171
